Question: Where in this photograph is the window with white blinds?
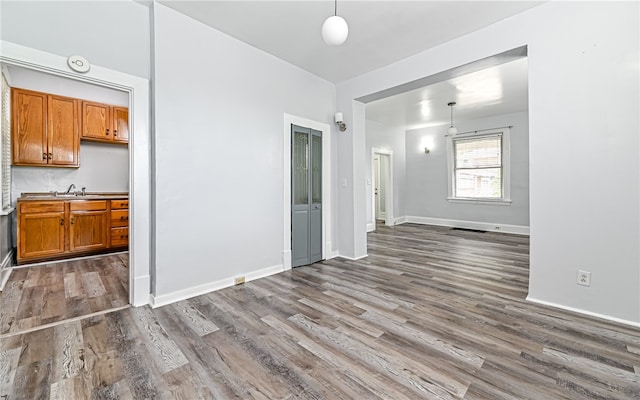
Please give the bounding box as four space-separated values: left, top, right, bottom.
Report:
1 71 11 211
454 134 503 198
447 129 511 203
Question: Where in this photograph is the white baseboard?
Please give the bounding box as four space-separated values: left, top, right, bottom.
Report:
326 250 339 260
400 216 529 235
366 223 375 232
337 254 368 261
0 249 15 291
526 296 640 329
131 274 151 307
282 250 292 270
149 264 285 308
394 216 407 225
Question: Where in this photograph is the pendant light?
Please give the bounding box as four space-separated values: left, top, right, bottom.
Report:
322 0 349 46
447 102 458 136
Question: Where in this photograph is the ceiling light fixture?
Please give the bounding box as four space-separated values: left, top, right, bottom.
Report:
447 102 458 136
322 0 349 46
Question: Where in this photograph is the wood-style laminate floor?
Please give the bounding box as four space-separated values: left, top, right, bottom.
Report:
2 224 640 399
0 253 129 336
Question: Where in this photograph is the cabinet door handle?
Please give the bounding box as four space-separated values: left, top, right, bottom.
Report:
70 217 75 225
43 153 47 160
48 153 52 160
120 216 128 220
106 129 110 135
60 218 64 226
114 130 118 137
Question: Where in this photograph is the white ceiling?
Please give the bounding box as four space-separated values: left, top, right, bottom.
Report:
366 57 529 131
160 1 541 83
160 1 534 130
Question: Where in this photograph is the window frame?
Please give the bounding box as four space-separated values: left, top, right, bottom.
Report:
0 66 12 215
446 128 511 205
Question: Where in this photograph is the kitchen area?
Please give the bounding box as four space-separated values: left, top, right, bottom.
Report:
0 63 131 334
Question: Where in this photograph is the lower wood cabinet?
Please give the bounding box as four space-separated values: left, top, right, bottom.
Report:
17 197 128 264
69 201 108 252
18 202 66 260
109 199 129 249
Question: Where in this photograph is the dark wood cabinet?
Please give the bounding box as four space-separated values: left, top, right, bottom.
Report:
12 88 79 167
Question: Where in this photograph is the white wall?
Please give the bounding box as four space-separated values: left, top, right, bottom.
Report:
7 66 129 203
152 4 336 300
405 112 529 228
365 120 406 228
337 2 639 324
0 1 150 79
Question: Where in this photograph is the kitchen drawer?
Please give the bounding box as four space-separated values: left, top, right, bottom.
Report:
111 199 128 210
111 227 128 247
19 201 64 213
111 209 129 227
70 200 107 211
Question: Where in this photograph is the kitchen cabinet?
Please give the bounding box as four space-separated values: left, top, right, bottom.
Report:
17 196 128 264
69 200 108 252
81 101 129 144
12 88 80 167
110 199 129 248
18 201 66 260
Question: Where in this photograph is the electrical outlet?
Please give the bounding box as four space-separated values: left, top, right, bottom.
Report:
235 276 245 285
577 270 591 287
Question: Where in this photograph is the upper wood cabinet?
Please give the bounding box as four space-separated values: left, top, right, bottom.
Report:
12 88 79 167
81 101 129 144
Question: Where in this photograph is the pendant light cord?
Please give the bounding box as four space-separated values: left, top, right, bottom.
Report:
450 104 453 127
335 0 338 16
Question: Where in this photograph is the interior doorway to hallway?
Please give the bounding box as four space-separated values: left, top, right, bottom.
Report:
371 148 393 230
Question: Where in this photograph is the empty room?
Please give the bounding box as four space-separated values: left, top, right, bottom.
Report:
1 1 638 399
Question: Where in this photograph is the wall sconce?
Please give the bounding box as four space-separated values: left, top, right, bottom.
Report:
335 112 347 131
424 147 430 154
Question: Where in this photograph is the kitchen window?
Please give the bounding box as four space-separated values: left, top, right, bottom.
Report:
1 69 11 213
447 128 511 204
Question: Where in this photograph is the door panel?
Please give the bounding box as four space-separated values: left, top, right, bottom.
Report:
49 95 79 166
112 107 129 143
309 131 322 263
69 210 108 252
12 89 48 165
82 101 110 140
291 125 322 267
19 212 65 259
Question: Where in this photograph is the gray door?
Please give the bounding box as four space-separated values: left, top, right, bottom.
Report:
292 124 322 267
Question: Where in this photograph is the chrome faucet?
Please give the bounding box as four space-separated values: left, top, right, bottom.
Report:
65 184 76 194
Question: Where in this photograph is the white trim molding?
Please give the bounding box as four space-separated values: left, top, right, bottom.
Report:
401 215 530 235
447 127 512 203
366 223 375 232
1 40 152 306
526 296 640 329
283 113 332 268
337 254 368 261
150 264 285 308
0 248 14 291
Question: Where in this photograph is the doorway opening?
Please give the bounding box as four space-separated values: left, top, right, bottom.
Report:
0 41 151 313
370 148 393 231
282 113 332 269
291 124 322 267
